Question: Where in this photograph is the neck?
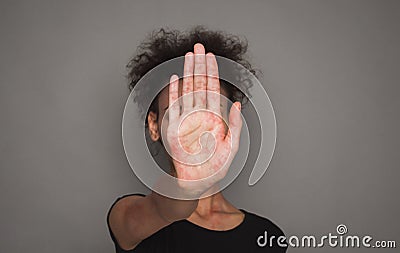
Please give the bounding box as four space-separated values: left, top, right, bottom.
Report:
193 185 229 216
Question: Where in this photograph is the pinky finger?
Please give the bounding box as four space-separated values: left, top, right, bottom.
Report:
169 74 180 121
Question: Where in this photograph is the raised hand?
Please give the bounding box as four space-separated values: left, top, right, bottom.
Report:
165 43 242 196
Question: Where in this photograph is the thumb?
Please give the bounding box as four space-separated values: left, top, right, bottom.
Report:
225 102 242 153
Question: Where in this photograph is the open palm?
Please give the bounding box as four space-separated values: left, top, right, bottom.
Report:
165 43 242 195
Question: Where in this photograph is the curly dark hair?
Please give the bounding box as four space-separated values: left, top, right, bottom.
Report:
126 26 258 123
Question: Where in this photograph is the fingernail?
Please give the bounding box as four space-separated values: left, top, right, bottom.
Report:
237 102 241 111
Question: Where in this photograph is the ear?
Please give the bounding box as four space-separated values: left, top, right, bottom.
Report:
147 111 160 141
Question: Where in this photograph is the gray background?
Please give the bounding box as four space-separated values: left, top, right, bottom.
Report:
0 0 398 252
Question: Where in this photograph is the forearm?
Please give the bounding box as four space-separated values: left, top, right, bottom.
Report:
148 191 198 223
112 191 198 250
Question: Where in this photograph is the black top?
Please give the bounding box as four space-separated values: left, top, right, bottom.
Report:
107 193 287 253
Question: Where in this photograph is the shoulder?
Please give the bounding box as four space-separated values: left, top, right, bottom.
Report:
110 193 146 208
106 193 147 252
241 209 286 237
107 193 146 223
107 192 146 225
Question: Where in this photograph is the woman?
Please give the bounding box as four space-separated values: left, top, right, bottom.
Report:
107 26 287 252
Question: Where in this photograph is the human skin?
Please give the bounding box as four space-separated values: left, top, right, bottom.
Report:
109 43 244 251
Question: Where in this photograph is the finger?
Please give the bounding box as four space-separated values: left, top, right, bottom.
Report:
193 43 206 108
169 74 180 121
206 52 220 114
225 102 242 154
182 52 194 112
